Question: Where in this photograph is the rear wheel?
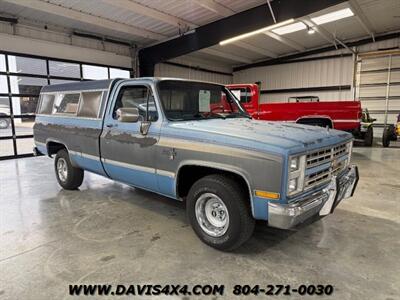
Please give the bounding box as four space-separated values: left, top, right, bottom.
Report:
187 174 255 251
382 125 394 147
363 126 373 147
54 149 84 190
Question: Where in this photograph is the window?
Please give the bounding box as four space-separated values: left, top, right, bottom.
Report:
0 50 134 159
54 93 80 114
114 86 158 121
38 94 55 114
77 91 102 118
230 87 252 103
82 65 108 80
110 68 130 79
0 54 5 72
49 60 80 78
8 56 47 75
10 76 48 94
0 76 8 93
158 81 246 121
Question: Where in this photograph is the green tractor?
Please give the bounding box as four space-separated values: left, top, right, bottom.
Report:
382 113 400 147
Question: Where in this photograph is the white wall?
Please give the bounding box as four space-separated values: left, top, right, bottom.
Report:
155 55 233 84
155 63 233 84
234 55 354 103
233 37 400 103
0 22 132 68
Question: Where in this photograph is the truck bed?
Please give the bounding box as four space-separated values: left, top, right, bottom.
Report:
257 101 361 131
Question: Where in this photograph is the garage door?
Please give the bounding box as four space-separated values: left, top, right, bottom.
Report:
355 51 400 128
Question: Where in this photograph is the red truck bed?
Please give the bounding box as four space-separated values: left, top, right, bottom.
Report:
257 101 361 131
227 84 361 132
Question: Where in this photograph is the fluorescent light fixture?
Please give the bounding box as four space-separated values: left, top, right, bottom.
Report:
219 19 294 45
311 8 354 25
271 22 307 35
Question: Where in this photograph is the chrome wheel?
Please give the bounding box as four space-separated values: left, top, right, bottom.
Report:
195 193 229 237
57 158 68 182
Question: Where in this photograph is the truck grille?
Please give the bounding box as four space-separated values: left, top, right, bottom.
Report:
304 142 350 189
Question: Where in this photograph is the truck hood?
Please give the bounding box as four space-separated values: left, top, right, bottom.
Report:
165 118 352 154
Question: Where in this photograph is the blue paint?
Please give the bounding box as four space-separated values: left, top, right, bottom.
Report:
36 144 48 156
157 174 176 197
70 154 106 176
252 196 269 220
102 162 158 191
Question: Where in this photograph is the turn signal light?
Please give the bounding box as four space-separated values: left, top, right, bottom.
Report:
255 190 280 200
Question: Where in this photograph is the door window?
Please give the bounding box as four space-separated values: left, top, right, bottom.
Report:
113 85 158 121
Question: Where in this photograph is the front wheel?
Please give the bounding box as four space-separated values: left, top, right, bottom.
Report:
187 174 255 251
55 149 84 190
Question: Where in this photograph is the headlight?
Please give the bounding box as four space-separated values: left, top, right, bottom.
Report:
290 157 299 171
288 178 298 193
287 155 306 196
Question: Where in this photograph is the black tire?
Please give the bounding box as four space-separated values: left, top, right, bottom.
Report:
363 126 373 147
382 126 392 147
187 174 255 251
0 118 10 129
54 149 84 190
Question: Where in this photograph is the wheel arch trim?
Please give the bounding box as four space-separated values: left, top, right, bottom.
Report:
175 160 256 216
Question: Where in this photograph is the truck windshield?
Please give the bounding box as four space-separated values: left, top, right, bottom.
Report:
158 80 250 121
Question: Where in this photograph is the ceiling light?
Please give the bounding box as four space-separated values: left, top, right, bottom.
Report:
271 22 307 35
307 27 315 34
311 8 354 25
219 19 294 45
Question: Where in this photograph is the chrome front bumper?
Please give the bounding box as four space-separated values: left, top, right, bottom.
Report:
268 165 359 229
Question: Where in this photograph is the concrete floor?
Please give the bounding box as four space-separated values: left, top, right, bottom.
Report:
0 147 399 300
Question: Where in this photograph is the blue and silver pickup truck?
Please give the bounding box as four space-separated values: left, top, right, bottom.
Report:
34 78 359 251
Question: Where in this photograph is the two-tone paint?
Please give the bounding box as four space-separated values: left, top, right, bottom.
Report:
34 78 354 222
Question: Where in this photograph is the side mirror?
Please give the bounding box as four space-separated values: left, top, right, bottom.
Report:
116 108 139 123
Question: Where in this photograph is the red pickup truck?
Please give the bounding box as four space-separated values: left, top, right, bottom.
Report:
227 84 373 146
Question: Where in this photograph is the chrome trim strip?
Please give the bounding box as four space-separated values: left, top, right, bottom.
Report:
81 152 100 161
156 169 175 178
101 157 156 174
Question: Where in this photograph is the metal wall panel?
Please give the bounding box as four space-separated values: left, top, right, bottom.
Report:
234 55 353 101
154 63 233 84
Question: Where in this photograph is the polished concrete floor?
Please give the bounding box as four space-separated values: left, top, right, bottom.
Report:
0 147 399 300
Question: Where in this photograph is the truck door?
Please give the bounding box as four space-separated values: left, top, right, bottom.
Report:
100 82 161 191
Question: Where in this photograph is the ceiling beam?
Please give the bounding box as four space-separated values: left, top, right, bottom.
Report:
191 0 234 17
263 31 305 51
348 0 376 41
101 0 196 28
139 0 348 75
200 48 252 64
1 0 166 40
234 41 278 58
